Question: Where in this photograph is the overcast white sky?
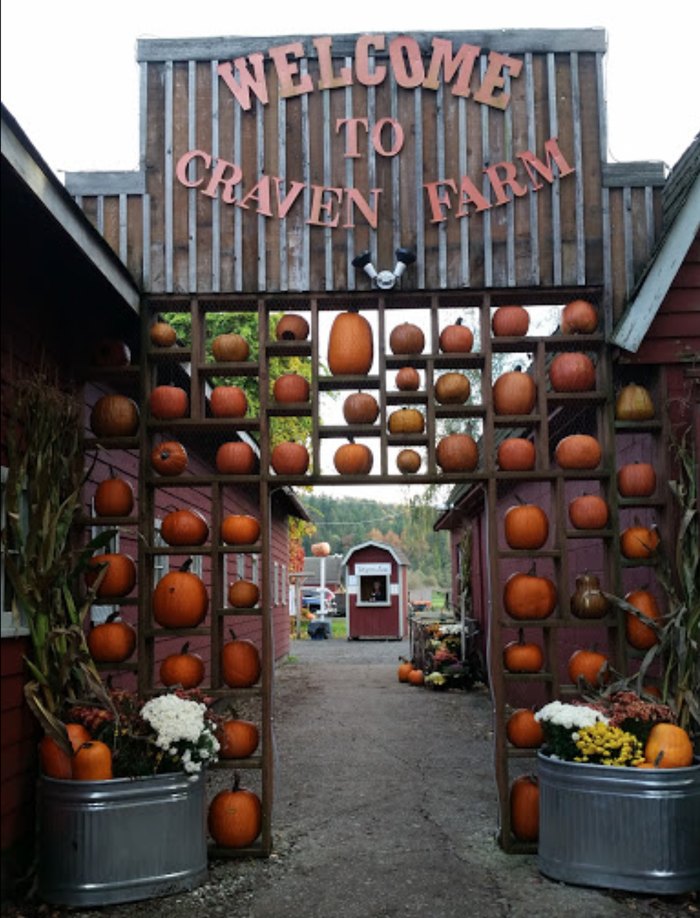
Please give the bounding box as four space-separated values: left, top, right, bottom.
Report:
1 0 697 179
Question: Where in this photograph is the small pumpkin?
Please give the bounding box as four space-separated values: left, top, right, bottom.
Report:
160 642 205 689
503 568 557 620
334 441 374 475
217 719 260 759
216 441 256 475
620 523 660 559
275 313 309 341
396 449 421 474
310 542 331 557
343 392 379 425
149 385 189 420
271 441 310 475
492 368 536 415
161 508 209 546
506 710 544 748
85 553 136 599
212 333 250 362
220 514 261 545
398 658 414 683
504 503 549 550
554 434 602 470
389 322 425 355
644 724 693 768
615 383 654 421
210 386 248 418
510 775 539 842
151 440 188 476
492 305 530 337
570 573 610 620
568 648 609 687
561 299 598 334
388 408 424 435
273 373 310 403
625 589 661 649
90 395 140 438
434 372 471 405
439 317 473 353
228 579 260 609
152 559 209 628
94 473 134 517
150 320 177 347
395 367 420 391
92 338 131 367
39 724 92 779
87 613 136 663
568 494 609 530
503 630 544 673
497 438 536 471
617 462 656 497
436 434 478 472
408 668 425 686
328 311 373 375
72 741 113 781
208 776 262 847
549 352 596 392
222 630 262 688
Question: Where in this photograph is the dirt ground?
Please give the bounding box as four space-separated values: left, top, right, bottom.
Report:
3 637 697 918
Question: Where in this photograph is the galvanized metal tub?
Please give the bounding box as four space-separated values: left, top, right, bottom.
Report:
538 751 700 894
37 770 208 906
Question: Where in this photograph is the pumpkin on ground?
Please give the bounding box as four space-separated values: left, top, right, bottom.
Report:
503 569 557 620
149 385 189 419
85 553 136 599
208 778 262 847
491 305 530 337
210 386 248 418
510 775 539 841
328 311 373 375
222 632 262 687
94 474 134 517
160 644 205 689
212 333 250 362
408 668 425 686
161 508 209 546
151 440 188 476
624 589 662 649
506 710 544 748
217 719 260 759
504 503 549 550
644 724 693 768
152 560 209 628
220 514 260 545
72 741 113 781
87 613 136 663
334 441 374 475
493 369 536 415
568 648 609 687
90 395 140 438
398 658 414 683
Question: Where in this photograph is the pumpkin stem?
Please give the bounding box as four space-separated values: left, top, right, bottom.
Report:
180 558 194 573
233 771 242 792
180 641 190 654
229 628 238 641
456 317 464 326
517 628 525 644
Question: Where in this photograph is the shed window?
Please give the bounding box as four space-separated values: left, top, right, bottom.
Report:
357 574 390 606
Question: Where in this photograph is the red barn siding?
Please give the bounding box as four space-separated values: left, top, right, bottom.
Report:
345 544 408 640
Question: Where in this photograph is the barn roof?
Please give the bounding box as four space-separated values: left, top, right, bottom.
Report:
341 540 410 567
610 132 700 353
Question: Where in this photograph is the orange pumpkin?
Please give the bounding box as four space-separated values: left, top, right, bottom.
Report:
617 462 656 498
493 369 536 415
510 775 539 841
396 449 421 474
160 644 205 689
39 723 92 779
72 741 113 781
275 313 309 341
398 659 414 683
210 386 248 418
208 778 262 847
439 318 473 353
506 710 544 748
549 352 596 392
395 367 420 391
644 724 693 768
93 474 134 517
343 392 379 425
434 372 471 405
503 630 544 673
389 322 425 355
408 669 425 686
87 614 136 663
504 504 549 550
568 648 609 687
271 441 309 475
85 553 136 599
334 441 374 475
149 385 189 420
220 514 261 545
212 333 249 362
228 579 260 609
503 569 557 620
90 395 140 438
217 719 260 759
620 524 660 559
273 373 310 403
492 305 530 337
554 434 602 470
152 560 209 628
436 434 478 472
625 589 661 649
497 438 536 471
388 408 424 435
216 441 256 475
328 311 373 375
568 494 609 530
150 320 177 347
561 299 598 334
222 632 262 688
161 508 209 546
151 440 188 477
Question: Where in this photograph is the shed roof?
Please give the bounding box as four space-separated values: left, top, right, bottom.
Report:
341 540 410 567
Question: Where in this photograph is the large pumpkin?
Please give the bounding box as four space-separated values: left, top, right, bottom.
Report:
492 369 536 415
151 440 188 477
436 434 478 472
492 305 530 337
160 644 205 689
615 383 654 420
561 299 598 334
568 648 609 687
506 710 544 748
568 494 609 530
644 724 693 768
87 613 136 663
625 589 662 649
271 441 310 475
94 474 134 517
273 373 310 403
208 778 262 847
554 434 602 470
434 372 471 405
90 395 140 438
388 408 424 435
228 579 260 609
211 333 249 362
617 462 656 497
328 311 373 375
152 560 209 628
161 508 209 546
510 775 539 842
343 392 379 425
503 569 557 620
497 438 536 471
210 386 248 418
389 322 425 355
149 385 189 420
216 441 256 475
85 553 136 599
220 514 261 545
439 318 473 353
222 632 261 687
334 441 374 475
217 719 260 759
549 352 596 392
620 524 660 559
504 504 549 550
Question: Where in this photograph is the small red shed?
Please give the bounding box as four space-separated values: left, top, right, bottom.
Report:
342 541 409 640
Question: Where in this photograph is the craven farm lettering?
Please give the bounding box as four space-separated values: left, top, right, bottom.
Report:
174 34 575 228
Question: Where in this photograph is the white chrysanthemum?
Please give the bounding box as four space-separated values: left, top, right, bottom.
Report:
534 700 609 729
140 695 219 772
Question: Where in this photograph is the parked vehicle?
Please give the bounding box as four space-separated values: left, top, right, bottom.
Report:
301 587 338 617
